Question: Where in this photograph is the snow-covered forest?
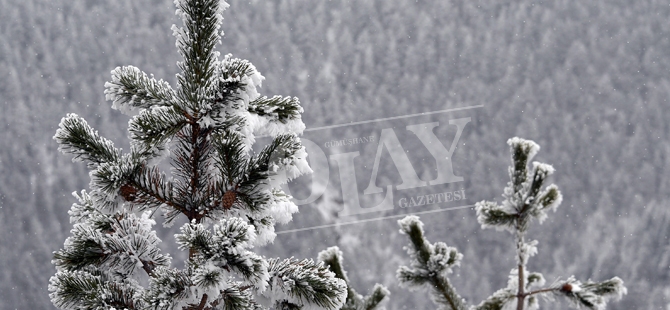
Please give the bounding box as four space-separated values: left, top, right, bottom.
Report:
0 0 668 309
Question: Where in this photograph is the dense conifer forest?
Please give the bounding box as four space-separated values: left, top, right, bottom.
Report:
0 0 668 308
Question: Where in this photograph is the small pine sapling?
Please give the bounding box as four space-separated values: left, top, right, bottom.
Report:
318 247 390 310
396 137 627 310
49 1 346 309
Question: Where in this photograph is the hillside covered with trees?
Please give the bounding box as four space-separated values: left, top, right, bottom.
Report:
0 0 668 309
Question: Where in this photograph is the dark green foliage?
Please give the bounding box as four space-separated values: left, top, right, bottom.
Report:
53 227 106 271
176 218 268 287
174 0 221 112
145 267 193 307
128 164 175 212
267 258 347 310
474 201 517 229
104 66 178 111
50 270 141 310
54 114 121 168
249 96 303 123
128 106 187 149
217 284 260 310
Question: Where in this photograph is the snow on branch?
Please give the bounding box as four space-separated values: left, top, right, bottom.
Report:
173 0 229 113
397 138 626 310
318 246 390 310
476 137 563 234
104 66 178 115
248 95 306 137
265 258 347 310
128 106 187 156
54 113 121 168
176 218 269 290
397 216 467 310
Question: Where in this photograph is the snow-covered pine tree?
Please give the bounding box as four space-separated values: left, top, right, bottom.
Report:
396 137 627 310
318 247 390 310
49 1 346 309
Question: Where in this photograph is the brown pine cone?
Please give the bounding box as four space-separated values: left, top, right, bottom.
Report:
222 190 237 210
560 283 573 292
119 184 138 202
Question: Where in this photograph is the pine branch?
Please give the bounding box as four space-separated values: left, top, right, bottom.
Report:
189 122 204 217
188 294 208 310
209 132 308 218
318 247 357 308
474 201 517 232
363 284 390 310
249 96 302 120
551 277 627 310
145 267 194 308
176 218 269 288
173 0 225 112
247 96 305 137
49 269 142 310
53 225 107 271
104 65 178 114
266 258 347 310
318 246 389 310
468 138 624 310
212 55 262 106
171 125 215 220
54 113 120 168
103 214 171 276
211 282 259 310
213 131 248 190
397 216 467 310
68 190 101 225
54 210 170 279
128 106 188 154
472 293 511 310
507 137 538 195
516 260 525 310
123 164 181 213
88 160 136 210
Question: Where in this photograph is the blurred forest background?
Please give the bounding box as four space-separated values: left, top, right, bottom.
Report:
1 0 669 309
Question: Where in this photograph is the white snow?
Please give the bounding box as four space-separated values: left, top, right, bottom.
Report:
507 137 540 162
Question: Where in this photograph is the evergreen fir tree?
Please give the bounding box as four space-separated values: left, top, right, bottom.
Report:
318 247 390 310
49 1 346 309
396 137 627 310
